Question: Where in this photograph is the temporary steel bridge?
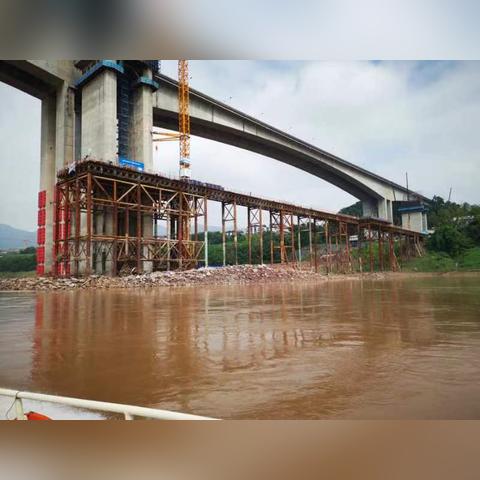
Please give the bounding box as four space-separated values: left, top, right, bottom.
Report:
49 160 425 277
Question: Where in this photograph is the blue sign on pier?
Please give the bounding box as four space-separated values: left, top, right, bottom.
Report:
119 157 144 172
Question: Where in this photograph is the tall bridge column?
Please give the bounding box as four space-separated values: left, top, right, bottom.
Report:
378 198 393 222
362 198 377 217
131 68 154 172
80 69 117 162
131 68 155 271
39 95 56 274
39 80 76 276
362 198 394 222
55 82 75 168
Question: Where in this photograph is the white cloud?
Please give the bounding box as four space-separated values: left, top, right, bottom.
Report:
158 61 480 219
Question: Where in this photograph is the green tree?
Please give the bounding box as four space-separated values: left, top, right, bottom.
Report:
465 208 480 244
0 251 36 272
427 224 472 257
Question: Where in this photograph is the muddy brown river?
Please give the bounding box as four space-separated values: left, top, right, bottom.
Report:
1 273 479 419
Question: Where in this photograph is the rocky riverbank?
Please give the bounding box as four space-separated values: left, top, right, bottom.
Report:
1 266 475 292
2 266 476 292
0 265 335 291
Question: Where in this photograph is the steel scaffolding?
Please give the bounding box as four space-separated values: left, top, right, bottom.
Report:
53 165 207 276
52 160 425 277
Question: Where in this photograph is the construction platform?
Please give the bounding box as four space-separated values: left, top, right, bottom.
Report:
48 160 425 277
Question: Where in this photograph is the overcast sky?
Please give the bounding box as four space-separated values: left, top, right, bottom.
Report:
0 60 479 231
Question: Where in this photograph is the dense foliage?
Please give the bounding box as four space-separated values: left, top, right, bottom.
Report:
0 247 36 272
426 196 480 257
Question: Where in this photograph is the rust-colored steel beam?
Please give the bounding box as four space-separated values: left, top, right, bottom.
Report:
368 224 374 272
247 207 263 265
204 197 208 267
378 227 384 272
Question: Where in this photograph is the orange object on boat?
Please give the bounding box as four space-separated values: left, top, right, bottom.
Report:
25 411 51 420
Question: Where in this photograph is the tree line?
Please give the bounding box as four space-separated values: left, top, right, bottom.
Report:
0 246 36 272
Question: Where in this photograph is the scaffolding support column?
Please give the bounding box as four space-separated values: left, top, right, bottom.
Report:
247 206 252 264
378 227 384 272
279 211 285 263
325 220 330 274
388 231 398 272
74 178 80 276
335 221 340 273
221 200 237 266
113 180 118 276
269 210 274 265
204 197 208 267
86 172 92 276
222 202 226 267
247 207 263 265
368 224 374 272
357 224 362 274
297 216 302 266
308 218 313 269
136 183 142 274
290 213 296 266
259 209 264 265
233 200 238 265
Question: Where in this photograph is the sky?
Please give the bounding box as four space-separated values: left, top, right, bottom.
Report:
0 60 479 231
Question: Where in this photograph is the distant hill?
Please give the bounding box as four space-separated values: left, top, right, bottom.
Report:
0 224 36 250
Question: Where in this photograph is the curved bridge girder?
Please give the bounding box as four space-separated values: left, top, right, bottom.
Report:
153 73 426 219
153 108 383 204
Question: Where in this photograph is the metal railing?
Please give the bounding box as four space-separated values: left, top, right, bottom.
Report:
0 388 217 421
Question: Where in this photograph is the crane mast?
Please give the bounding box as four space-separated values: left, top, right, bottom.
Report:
151 60 192 179
178 60 191 179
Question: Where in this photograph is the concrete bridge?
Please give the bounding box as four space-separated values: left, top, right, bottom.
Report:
153 73 427 221
0 60 428 272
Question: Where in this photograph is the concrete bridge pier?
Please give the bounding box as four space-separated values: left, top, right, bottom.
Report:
80 69 117 163
132 67 154 274
77 63 156 275
39 95 56 274
130 67 154 172
361 198 393 222
377 198 393 222
40 81 75 275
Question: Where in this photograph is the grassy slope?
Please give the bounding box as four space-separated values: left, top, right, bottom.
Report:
401 247 480 272
0 270 36 278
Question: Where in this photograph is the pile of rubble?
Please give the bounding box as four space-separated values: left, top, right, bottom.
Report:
0 265 330 292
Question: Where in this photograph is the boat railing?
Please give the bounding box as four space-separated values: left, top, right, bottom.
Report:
0 388 217 420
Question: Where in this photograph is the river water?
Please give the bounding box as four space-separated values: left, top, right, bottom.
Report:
1 274 479 419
